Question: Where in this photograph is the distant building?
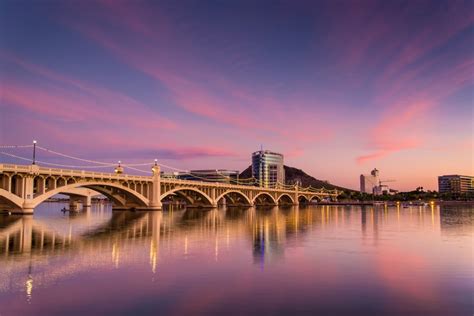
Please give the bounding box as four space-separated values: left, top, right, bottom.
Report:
374 184 390 195
160 172 179 179
252 150 285 188
360 168 379 194
438 175 474 194
389 189 399 195
162 170 239 183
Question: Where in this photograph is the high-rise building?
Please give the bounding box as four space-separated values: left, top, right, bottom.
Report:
252 150 284 188
360 168 380 194
438 175 474 194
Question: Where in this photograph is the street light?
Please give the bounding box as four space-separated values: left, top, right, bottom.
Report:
32 140 37 165
115 161 123 174
152 159 159 175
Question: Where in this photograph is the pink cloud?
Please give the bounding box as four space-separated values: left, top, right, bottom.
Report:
0 53 176 130
356 101 433 164
0 117 239 168
357 55 472 164
380 11 474 85
1 82 92 121
62 4 336 147
317 2 473 166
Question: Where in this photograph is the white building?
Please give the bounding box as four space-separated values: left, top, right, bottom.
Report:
360 168 396 195
360 168 380 194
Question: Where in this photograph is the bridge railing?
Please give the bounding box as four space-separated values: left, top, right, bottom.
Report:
160 178 295 191
37 167 151 180
160 178 338 195
0 164 151 181
0 164 31 172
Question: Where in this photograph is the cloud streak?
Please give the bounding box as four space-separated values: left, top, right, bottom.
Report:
0 52 176 130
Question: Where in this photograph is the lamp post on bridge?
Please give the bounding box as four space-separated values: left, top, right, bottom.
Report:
152 159 159 174
114 161 124 174
32 140 37 165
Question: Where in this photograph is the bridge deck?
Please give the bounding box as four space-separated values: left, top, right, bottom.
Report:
0 164 338 213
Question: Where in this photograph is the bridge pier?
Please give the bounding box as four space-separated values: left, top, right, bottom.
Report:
147 163 162 211
69 195 92 211
15 207 34 215
17 166 39 215
21 217 33 253
144 205 162 211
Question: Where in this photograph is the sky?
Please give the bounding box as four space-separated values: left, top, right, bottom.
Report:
0 0 472 191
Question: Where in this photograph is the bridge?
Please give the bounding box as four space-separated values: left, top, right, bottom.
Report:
0 163 339 214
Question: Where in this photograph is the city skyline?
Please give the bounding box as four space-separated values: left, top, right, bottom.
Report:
1 0 473 191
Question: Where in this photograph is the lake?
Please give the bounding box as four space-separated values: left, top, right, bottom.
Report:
0 203 472 315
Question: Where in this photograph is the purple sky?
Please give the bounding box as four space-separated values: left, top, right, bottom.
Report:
0 0 472 190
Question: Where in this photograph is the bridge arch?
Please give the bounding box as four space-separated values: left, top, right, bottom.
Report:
29 181 149 209
277 193 295 205
0 188 24 208
44 176 55 192
216 190 252 206
298 195 310 204
160 187 214 206
164 190 195 205
309 195 322 203
56 177 67 188
252 192 277 205
10 174 23 197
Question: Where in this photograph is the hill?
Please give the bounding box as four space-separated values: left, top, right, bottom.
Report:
240 165 352 192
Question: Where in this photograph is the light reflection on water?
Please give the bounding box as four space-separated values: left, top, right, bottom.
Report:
0 203 472 315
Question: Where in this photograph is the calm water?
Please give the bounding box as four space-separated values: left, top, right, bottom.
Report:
0 203 472 315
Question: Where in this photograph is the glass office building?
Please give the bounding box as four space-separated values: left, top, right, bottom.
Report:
251 150 285 188
438 175 474 194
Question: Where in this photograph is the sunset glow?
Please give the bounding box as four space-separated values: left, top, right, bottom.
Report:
1 0 472 190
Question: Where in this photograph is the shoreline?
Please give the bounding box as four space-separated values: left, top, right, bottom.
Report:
316 201 474 206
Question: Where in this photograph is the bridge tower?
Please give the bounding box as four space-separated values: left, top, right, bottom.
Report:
148 161 162 210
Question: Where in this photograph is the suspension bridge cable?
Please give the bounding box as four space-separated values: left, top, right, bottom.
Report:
0 152 117 169
37 145 210 170
0 152 32 163
0 144 34 149
36 146 113 165
122 165 152 174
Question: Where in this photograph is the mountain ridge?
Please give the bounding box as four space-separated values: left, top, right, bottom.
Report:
240 165 352 192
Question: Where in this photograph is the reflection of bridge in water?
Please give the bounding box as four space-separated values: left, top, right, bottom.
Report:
0 204 456 260
0 205 321 294
0 205 336 260
1 203 457 259
0 210 157 255
0 204 462 300
0 164 339 214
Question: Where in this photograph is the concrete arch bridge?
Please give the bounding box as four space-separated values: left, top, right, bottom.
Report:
0 164 339 214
